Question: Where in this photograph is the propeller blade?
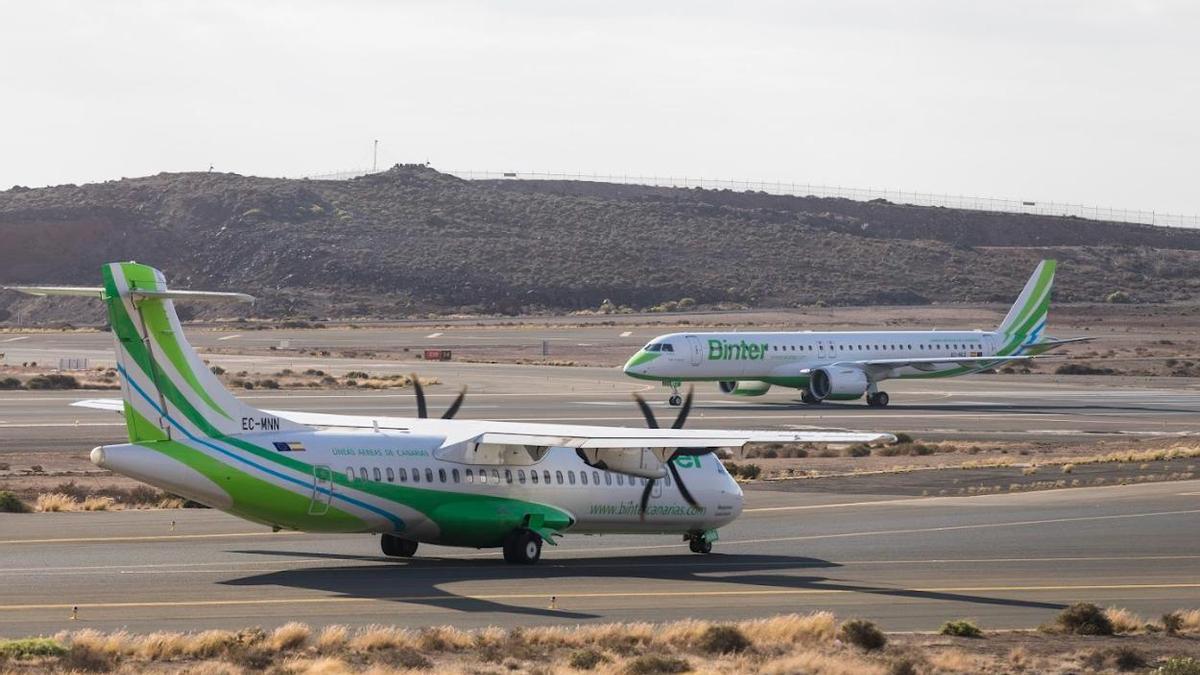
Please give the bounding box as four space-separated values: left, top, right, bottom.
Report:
441 386 467 419
411 373 427 419
668 459 701 511
638 478 655 520
633 393 659 429
670 386 694 429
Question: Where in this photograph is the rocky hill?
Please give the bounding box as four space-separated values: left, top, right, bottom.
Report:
2 165 1198 323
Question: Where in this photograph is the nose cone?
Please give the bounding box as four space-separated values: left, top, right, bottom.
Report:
623 350 661 379
90 446 107 468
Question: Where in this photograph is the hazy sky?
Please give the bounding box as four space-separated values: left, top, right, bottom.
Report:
3 1 1197 213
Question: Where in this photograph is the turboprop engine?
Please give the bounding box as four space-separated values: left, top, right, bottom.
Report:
808 367 868 401
718 380 772 396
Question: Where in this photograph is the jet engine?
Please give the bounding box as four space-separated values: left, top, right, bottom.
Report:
808 367 868 400
718 380 772 396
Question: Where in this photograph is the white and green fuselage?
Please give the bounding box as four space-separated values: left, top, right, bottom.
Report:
624 260 1082 404
14 262 889 560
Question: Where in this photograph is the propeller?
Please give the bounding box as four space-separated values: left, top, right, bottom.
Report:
631 387 705 518
410 373 467 419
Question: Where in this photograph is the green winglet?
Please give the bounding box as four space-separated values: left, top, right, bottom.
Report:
524 513 562 546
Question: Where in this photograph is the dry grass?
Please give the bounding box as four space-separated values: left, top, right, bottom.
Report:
315 625 350 654
1104 606 1146 634
81 495 117 511
759 648 887 675
35 492 78 512
269 622 311 652
1175 609 1200 633
927 647 984 673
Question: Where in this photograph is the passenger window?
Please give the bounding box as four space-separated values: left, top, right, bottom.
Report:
386 467 394 482
438 468 447 483
411 467 420 483
518 470 527 484
479 470 487 485
580 471 588 486
371 468 380 482
543 470 552 484
593 471 600 485
465 468 474 483
605 472 612 486
568 471 576 485
504 469 512 484
556 471 564 485
346 467 354 482
616 474 624 486
425 468 434 483
531 470 539 484
491 469 500 483
359 467 368 481
452 469 460 483
399 467 408 482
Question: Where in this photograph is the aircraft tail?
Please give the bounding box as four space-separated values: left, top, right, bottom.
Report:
996 259 1056 351
9 262 306 443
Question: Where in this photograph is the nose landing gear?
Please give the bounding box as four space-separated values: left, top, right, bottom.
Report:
685 529 717 554
667 381 684 407
381 534 419 557
502 529 543 564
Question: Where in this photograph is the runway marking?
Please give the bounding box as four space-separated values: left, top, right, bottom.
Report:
6 582 1200 613
728 509 1200 546
0 531 304 546
0 422 124 428
216 334 242 341
425 332 443 338
620 331 632 337
2 336 30 342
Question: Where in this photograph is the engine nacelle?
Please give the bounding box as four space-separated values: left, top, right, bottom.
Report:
718 380 772 396
808 367 868 401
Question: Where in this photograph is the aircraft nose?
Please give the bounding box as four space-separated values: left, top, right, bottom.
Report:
623 350 659 376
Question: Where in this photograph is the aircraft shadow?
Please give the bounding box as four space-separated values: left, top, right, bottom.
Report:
221 550 1064 618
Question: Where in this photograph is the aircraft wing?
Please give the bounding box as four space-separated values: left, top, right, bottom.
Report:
72 399 125 413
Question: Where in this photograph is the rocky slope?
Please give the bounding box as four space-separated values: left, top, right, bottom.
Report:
2 165 1197 323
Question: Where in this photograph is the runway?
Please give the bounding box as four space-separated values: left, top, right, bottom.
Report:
3 361 1199 457
2 480 1197 636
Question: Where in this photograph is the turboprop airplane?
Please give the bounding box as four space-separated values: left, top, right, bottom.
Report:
624 260 1092 408
7 263 891 564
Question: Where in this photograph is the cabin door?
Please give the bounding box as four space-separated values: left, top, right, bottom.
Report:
686 335 703 366
309 465 333 516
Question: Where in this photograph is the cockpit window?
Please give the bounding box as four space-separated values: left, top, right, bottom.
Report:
660 343 674 352
645 342 674 352
645 343 660 352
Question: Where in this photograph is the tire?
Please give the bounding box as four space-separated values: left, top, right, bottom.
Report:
800 390 820 405
503 529 542 564
669 395 682 407
688 538 701 553
874 391 889 408
697 539 713 554
381 534 418 558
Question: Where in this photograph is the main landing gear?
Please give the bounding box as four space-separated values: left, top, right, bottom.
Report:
800 390 820 404
502 529 543 564
381 533 419 558
866 391 890 408
685 530 715 554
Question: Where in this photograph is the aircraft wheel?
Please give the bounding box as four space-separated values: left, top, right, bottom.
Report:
688 534 713 554
381 534 418 557
503 529 542 565
800 390 820 404
668 394 683 407
866 392 890 408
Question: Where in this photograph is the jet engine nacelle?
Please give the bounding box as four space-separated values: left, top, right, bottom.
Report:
808 367 868 401
718 380 772 396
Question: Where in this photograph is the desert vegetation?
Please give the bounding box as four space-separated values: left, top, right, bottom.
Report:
0 609 1198 673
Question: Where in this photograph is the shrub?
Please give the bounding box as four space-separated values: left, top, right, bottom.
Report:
1054 602 1113 635
888 657 920 675
210 365 226 375
0 377 22 389
1163 611 1185 634
36 492 78 512
0 637 68 659
738 464 761 480
696 625 751 654
569 648 607 670
1111 646 1147 671
838 619 887 651
258 379 280 390
939 619 982 638
1106 290 1132 304
26 374 79 390
845 444 872 458
623 654 691 674
0 491 30 513
1056 363 1116 376
1104 606 1145 634
268 622 310 651
242 381 255 390
892 432 913 444
1155 657 1200 675
346 370 370 379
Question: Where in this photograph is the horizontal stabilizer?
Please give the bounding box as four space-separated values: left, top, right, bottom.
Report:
72 399 124 413
6 285 254 303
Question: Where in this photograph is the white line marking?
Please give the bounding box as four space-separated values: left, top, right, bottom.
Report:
2 336 30 342
216 334 242 341
425 332 443 338
620 331 632 337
